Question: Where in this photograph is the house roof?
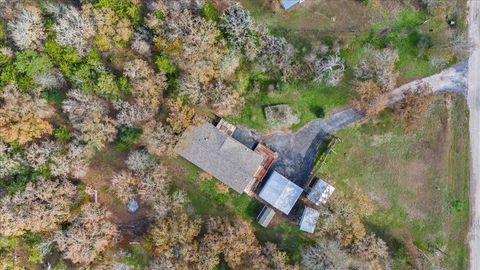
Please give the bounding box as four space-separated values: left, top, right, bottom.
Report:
299 206 320 233
307 179 335 206
177 123 265 193
280 0 304 10
258 171 303 215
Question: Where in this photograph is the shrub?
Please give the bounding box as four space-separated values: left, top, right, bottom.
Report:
94 0 142 25
0 20 6 44
200 2 219 22
14 50 53 78
120 244 149 268
155 55 177 74
44 39 82 77
0 56 16 87
116 126 143 151
42 89 66 104
54 125 72 142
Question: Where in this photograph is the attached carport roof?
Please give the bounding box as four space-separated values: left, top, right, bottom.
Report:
258 171 303 215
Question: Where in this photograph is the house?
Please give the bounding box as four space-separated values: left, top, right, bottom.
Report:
257 206 276 227
299 206 320 233
177 121 274 194
258 171 303 215
307 179 335 206
280 0 305 10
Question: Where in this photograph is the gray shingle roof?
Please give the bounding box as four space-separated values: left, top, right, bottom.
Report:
299 206 320 233
177 123 265 193
258 171 303 215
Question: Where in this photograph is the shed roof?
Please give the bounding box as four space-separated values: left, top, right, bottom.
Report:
299 206 320 233
177 123 265 193
280 0 304 10
258 171 303 215
257 206 276 228
307 179 335 206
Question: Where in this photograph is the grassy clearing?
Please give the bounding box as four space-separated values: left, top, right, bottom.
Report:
320 94 469 269
229 80 353 131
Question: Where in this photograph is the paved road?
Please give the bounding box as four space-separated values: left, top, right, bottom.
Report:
468 0 480 269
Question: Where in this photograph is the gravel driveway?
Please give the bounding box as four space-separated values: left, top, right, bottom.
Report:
233 108 363 188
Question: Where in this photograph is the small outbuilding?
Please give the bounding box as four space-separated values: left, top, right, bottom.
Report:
258 171 303 215
299 206 320 233
307 179 335 206
257 206 276 228
280 0 305 10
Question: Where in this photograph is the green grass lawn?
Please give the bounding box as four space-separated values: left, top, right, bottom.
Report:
229 80 353 131
320 94 469 269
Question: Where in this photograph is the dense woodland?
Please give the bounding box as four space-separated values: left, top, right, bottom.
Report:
0 0 466 269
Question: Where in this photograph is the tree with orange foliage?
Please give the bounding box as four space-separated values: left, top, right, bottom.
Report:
166 98 196 133
0 85 53 144
350 80 389 116
200 217 261 268
395 85 433 131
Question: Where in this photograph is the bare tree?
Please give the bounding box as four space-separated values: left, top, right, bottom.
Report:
307 51 345 86
355 46 399 91
258 33 296 76
0 142 24 178
220 3 259 59
0 179 77 236
137 165 171 219
65 140 95 178
141 120 179 156
114 100 153 127
7 6 46 50
62 90 117 149
302 239 353 270
131 33 152 56
45 3 95 56
351 234 390 263
24 139 59 169
126 149 157 174
123 59 167 113
33 69 66 90
110 170 140 203
54 203 119 265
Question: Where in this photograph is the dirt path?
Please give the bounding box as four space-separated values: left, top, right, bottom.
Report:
468 0 480 268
